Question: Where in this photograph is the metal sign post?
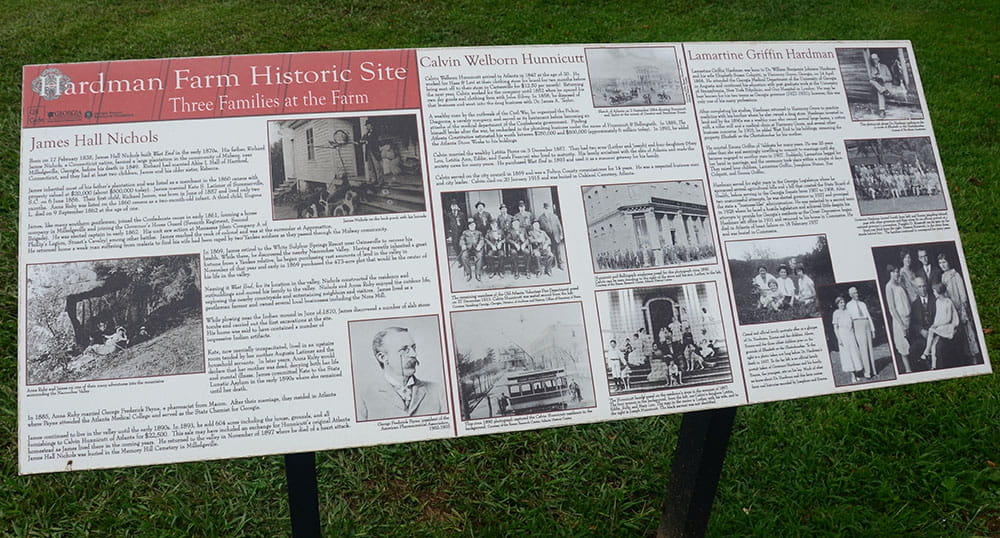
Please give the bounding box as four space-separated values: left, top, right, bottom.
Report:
657 407 738 538
284 452 322 538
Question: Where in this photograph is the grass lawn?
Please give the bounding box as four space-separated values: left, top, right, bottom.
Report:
2 1 998 536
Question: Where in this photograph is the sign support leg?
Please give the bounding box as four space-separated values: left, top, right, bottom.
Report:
284 451 321 538
657 407 737 538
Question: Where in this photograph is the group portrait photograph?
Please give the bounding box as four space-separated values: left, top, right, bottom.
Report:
871 241 984 374
845 136 947 216
441 187 569 292
726 234 834 326
596 282 732 395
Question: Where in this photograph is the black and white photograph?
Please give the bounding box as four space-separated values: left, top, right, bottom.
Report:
585 46 685 107
817 280 896 387
25 254 205 385
596 282 732 395
441 187 568 292
348 314 448 422
726 234 834 325
583 180 716 272
836 47 923 121
846 136 947 215
872 241 984 374
269 114 425 220
450 302 594 420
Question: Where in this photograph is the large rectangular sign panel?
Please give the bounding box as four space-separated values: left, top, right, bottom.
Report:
19 41 990 474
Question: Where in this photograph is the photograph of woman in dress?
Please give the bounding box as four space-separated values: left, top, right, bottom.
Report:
832 296 864 383
898 249 920 301
923 283 960 370
938 253 980 360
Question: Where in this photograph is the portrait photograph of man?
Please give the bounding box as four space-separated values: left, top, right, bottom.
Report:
349 315 449 422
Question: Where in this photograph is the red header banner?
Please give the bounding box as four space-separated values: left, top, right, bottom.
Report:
23 49 421 128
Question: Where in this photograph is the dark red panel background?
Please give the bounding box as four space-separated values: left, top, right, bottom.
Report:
23 49 420 128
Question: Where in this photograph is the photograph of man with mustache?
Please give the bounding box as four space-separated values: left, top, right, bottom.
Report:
356 325 448 421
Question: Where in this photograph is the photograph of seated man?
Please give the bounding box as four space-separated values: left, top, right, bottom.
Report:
836 47 923 121
441 186 569 292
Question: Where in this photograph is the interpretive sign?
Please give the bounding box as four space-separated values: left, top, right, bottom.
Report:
19 41 990 474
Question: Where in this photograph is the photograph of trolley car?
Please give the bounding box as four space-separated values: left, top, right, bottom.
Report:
583 180 716 272
450 302 595 420
268 114 425 220
441 186 568 292
596 282 732 395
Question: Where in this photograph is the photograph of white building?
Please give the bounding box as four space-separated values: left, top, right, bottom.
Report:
583 180 716 272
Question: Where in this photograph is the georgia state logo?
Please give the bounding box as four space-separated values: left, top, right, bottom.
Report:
31 68 72 101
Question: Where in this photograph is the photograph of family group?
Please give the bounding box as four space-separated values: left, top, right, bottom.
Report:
596 282 731 395
585 46 685 107
817 280 896 387
726 234 834 325
450 302 595 420
836 47 923 121
871 241 984 374
269 114 426 220
845 136 946 216
583 180 716 273
25 254 205 385
441 187 568 292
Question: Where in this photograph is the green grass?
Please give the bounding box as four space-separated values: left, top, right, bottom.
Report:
2 0 998 536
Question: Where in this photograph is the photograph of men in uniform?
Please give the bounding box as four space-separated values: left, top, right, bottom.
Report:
472 201 492 232
444 200 466 257
537 202 565 270
460 219 485 281
440 187 569 292
351 316 448 422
